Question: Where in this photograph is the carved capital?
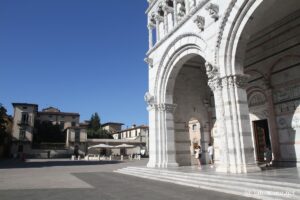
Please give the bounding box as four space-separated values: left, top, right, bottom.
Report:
155 14 164 22
205 3 219 21
208 78 222 92
158 103 177 113
194 15 205 32
147 23 155 30
221 74 249 89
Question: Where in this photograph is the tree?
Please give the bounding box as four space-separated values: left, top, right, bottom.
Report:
0 104 8 145
87 113 113 139
34 120 65 143
89 112 101 131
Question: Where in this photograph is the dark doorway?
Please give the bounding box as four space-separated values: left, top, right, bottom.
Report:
253 119 271 162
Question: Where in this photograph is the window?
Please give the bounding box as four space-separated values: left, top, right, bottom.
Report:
192 124 197 131
75 129 80 142
48 115 52 118
19 129 26 140
71 122 76 127
21 112 29 124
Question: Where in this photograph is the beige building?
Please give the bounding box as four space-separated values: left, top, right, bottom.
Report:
117 125 149 155
10 103 87 156
102 122 123 136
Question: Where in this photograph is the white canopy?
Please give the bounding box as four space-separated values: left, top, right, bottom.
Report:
114 143 135 148
88 144 114 149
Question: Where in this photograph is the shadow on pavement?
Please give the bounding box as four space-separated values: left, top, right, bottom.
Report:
0 159 122 169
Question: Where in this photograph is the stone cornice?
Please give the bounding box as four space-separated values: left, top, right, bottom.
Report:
146 0 210 56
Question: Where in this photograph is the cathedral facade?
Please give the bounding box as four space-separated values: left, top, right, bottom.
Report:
145 0 300 173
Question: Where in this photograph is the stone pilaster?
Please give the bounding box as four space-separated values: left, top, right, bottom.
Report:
157 103 179 168
221 74 260 173
145 91 178 168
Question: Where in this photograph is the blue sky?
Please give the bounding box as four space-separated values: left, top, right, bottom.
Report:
0 0 149 127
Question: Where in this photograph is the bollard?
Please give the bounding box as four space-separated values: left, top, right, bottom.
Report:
121 155 123 161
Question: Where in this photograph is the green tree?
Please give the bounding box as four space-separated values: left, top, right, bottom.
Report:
0 104 8 145
89 112 101 131
87 113 113 139
34 120 65 143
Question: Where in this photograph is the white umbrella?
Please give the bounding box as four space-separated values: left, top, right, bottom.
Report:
114 143 134 148
88 144 114 149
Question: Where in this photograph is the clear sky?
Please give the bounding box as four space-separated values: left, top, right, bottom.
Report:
0 0 149 127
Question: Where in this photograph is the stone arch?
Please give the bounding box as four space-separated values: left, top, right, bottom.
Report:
216 0 263 76
154 33 207 103
153 35 214 166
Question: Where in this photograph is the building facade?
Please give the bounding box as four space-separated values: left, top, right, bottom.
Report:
145 0 300 173
11 103 86 156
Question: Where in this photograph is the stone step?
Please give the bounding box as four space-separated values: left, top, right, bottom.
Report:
115 167 299 200
125 167 300 189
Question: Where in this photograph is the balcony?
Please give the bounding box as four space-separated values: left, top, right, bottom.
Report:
17 120 31 127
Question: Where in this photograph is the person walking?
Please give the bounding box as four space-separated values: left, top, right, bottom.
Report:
194 145 202 169
207 143 214 168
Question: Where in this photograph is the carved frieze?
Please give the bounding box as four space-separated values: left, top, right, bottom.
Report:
158 103 177 113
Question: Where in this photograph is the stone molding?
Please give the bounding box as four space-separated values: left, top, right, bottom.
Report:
157 103 177 113
154 33 205 95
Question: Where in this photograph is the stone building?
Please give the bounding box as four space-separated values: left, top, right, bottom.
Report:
145 0 300 173
11 103 86 156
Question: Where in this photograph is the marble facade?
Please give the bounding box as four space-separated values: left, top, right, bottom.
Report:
145 0 300 173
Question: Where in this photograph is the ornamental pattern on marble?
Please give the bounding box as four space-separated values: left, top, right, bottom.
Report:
147 0 217 49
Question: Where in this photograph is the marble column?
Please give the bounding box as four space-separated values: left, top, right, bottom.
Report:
155 15 164 41
173 0 178 25
163 5 174 32
147 23 155 49
208 77 230 172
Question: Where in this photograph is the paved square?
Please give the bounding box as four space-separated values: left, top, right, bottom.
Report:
0 159 253 200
